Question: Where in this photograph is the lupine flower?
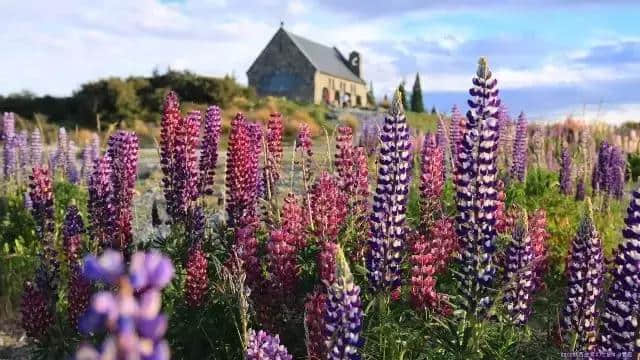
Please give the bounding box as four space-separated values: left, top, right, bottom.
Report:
528 209 550 290
30 128 43 167
352 146 370 216
335 125 355 194
226 113 261 228
449 105 464 161
76 250 173 360
81 134 100 183
598 188 640 352
310 172 348 242
559 147 572 195
511 112 528 182
24 192 33 210
160 91 181 217
67 140 80 184
593 141 613 195
367 90 412 292
562 200 603 351
107 131 139 250
245 329 293 360
88 156 116 248
29 166 55 241
497 104 513 171
325 246 363 360
2 115 17 178
63 205 85 265
419 133 444 230
358 121 378 156
455 57 500 314
319 240 338 286
171 111 201 221
199 105 222 196
16 130 29 177
68 264 90 329
185 242 209 307
2 112 15 140
264 112 284 195
496 103 511 144
608 145 625 199
503 214 535 326
51 127 68 177
20 281 53 339
296 123 313 157
304 290 327 360
575 176 585 201
281 193 307 249
267 228 298 298
232 226 261 289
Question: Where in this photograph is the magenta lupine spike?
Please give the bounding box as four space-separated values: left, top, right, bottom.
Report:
68 264 90 329
367 90 412 293
511 112 528 182
559 147 572 195
171 111 201 220
420 133 444 229
63 205 85 265
185 242 209 307
88 156 116 248
199 105 222 196
319 240 338 285
563 200 603 351
29 166 55 241
353 146 370 216
265 112 284 194
503 214 535 326
245 329 293 360
296 123 313 157
310 172 348 242
30 128 43 167
529 209 550 291
160 91 182 218
226 113 261 228
598 188 640 352
305 290 328 360
267 229 298 297
76 250 174 360
106 131 139 250
335 125 355 194
455 58 500 314
325 246 364 360
232 226 261 289
281 193 307 249
20 281 53 339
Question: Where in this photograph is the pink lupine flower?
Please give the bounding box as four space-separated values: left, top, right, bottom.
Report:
296 123 313 157
185 243 209 307
281 193 307 249
88 156 116 249
335 125 355 194
265 112 284 194
310 172 348 242
419 133 444 229
304 290 327 360
232 226 261 289
267 229 298 298
68 264 90 329
20 281 53 339
318 241 338 285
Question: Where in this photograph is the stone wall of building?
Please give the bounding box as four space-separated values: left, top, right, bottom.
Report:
314 72 368 107
247 29 315 103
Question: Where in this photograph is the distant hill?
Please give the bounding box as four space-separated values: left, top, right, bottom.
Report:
0 70 255 129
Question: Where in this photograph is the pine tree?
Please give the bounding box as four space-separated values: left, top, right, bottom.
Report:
398 82 408 111
410 73 425 113
367 81 375 106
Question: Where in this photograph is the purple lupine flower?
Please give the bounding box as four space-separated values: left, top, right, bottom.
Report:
496 103 511 144
563 199 603 351
68 264 90 329
265 112 284 194
16 130 29 177
593 141 612 195
366 90 412 293
81 134 100 183
67 140 80 184
169 111 201 221
51 127 68 177
305 290 327 360
30 128 43 167
199 105 222 196
510 112 528 182
419 133 444 230
608 145 625 199
335 125 355 195
358 121 379 156
325 246 363 360
107 131 139 251
226 113 261 228
2 128 17 179
503 213 535 326
88 156 116 249
449 105 464 163
63 205 85 265
455 57 500 314
598 188 640 352
245 329 293 360
76 250 173 360
20 281 53 339
2 112 15 141
160 91 181 221
296 123 313 157
559 147 572 195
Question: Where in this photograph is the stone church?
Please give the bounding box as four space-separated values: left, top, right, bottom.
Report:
247 26 367 107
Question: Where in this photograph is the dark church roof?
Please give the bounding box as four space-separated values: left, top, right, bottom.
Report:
283 30 365 84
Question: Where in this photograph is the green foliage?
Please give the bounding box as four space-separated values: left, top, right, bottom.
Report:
410 73 424 113
398 82 408 111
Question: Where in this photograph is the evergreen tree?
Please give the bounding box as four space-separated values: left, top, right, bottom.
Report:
367 81 375 106
398 81 408 110
431 106 437 115
410 73 425 113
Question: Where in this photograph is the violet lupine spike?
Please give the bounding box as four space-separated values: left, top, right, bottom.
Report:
51 127 69 177
335 125 355 194
199 105 222 196
63 205 85 265
562 199 603 351
510 111 528 182
68 264 90 329
265 112 284 194
226 113 261 228
608 145 625 199
171 111 201 221
67 140 80 184
366 90 412 293
267 229 298 299
106 131 139 251
30 128 43 167
305 290 328 360
16 130 29 177
419 133 444 230
296 123 313 157
20 281 53 339
2 112 15 140
160 91 182 219
232 226 261 289
325 246 364 360
503 213 535 326
29 166 55 242
559 147 572 195
598 188 640 353
496 103 510 145
76 250 173 360
455 57 500 315
81 134 100 183
185 242 208 307
88 156 116 249
593 141 612 195
2 133 16 179
245 329 293 360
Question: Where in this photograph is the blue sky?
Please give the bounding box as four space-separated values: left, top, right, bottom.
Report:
2 0 640 122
